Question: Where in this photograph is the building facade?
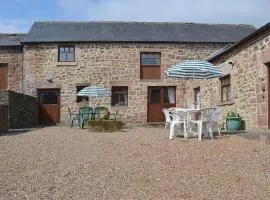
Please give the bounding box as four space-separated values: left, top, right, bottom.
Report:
1 21 257 125
186 23 270 129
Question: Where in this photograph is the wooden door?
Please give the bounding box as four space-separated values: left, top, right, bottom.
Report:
0 64 8 90
38 89 60 125
147 86 176 122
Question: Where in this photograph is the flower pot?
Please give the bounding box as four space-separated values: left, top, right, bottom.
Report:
226 117 242 131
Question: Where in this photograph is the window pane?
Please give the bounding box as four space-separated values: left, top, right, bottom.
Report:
111 86 128 106
64 47 69 52
164 87 175 104
227 86 231 100
60 47 65 53
141 58 149 65
76 86 89 102
59 53 67 61
66 53 74 61
141 53 147 58
148 53 154 58
164 88 169 103
153 58 160 65
221 87 227 102
69 47 74 52
153 53 160 58
150 89 161 103
41 92 58 104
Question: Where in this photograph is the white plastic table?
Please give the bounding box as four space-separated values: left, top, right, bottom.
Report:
168 107 200 139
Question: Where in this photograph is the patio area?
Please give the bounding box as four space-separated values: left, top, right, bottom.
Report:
0 126 270 199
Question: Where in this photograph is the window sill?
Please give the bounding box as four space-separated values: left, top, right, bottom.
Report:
57 61 77 66
139 79 162 82
217 100 235 106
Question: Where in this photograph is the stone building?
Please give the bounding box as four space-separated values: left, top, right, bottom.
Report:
21 21 256 124
0 34 38 131
186 23 270 129
0 34 24 92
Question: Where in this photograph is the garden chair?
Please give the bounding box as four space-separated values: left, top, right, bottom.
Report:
162 108 173 129
68 107 79 128
79 106 94 128
93 107 107 120
169 111 186 140
188 110 203 141
209 107 222 137
109 109 122 120
189 107 217 140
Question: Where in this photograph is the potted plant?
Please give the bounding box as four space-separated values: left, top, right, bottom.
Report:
226 111 243 131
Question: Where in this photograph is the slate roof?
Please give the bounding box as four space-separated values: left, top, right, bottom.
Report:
23 21 256 43
0 34 25 46
208 22 270 62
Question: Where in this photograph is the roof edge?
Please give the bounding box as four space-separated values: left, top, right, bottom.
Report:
208 22 270 62
31 20 256 28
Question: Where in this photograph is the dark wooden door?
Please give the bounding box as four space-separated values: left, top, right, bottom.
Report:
38 89 60 125
0 64 8 90
147 86 176 122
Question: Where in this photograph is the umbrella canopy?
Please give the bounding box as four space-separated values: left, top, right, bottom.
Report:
76 86 110 97
165 60 222 79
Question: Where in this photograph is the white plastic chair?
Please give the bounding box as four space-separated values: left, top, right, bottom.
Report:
169 111 186 140
208 107 222 137
189 108 217 140
188 111 203 141
162 108 173 129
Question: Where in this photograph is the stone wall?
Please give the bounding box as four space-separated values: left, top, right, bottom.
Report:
0 90 38 129
0 90 9 132
23 42 227 123
0 46 23 92
185 30 270 129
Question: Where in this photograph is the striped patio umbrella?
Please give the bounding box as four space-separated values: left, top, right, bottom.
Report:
165 60 222 79
76 86 110 97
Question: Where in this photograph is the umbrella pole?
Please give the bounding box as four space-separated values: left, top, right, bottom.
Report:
83 97 88 107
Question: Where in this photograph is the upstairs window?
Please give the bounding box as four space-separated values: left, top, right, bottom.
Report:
111 86 128 106
220 75 231 102
58 46 75 62
140 52 161 79
76 85 89 102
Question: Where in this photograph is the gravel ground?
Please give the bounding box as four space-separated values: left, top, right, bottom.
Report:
0 126 270 200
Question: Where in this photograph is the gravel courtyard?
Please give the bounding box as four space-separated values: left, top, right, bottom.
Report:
0 126 270 199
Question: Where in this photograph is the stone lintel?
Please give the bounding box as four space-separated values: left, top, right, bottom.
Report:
110 80 133 86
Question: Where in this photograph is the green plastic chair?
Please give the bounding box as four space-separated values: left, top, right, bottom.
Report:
93 107 107 120
79 107 94 128
68 108 79 128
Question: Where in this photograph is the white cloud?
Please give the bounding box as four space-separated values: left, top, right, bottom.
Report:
0 18 29 33
57 0 269 27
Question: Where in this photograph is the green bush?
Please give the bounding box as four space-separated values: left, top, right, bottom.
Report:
227 111 240 118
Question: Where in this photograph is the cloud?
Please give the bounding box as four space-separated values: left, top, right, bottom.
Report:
0 18 29 33
57 0 269 27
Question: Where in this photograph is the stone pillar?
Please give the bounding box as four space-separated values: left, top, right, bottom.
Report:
0 105 8 132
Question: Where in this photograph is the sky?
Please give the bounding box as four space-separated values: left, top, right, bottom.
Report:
0 0 269 33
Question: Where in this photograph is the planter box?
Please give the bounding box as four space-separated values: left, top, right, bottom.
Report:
88 120 123 132
226 117 242 131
